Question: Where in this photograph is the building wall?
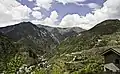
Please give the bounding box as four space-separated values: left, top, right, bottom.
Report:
104 51 120 68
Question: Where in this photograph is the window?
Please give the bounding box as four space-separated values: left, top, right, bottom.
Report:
115 59 119 64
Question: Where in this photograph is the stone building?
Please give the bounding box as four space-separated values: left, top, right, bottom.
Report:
102 47 120 72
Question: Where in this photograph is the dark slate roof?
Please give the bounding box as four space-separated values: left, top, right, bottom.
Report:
102 47 120 56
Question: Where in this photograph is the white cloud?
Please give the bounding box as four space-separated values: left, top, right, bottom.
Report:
43 11 58 26
87 3 101 9
28 0 33 2
75 3 101 10
50 11 59 21
11 5 31 20
59 14 91 29
32 11 42 19
56 0 86 5
35 0 53 10
59 0 120 30
32 11 59 27
33 7 41 11
0 0 31 27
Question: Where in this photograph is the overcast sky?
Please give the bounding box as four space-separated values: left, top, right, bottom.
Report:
0 0 120 29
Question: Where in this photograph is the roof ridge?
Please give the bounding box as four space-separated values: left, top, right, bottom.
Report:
102 48 120 56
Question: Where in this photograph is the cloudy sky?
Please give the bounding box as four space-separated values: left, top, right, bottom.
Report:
0 0 120 29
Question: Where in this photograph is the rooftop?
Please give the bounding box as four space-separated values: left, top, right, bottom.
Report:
102 47 120 56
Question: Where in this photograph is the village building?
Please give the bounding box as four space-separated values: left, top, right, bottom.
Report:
102 47 120 73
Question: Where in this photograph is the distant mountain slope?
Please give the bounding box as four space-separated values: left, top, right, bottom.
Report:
48 19 120 74
37 25 85 41
82 19 120 35
55 19 120 55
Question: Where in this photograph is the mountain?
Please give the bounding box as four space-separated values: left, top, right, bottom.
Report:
37 25 85 42
0 22 85 59
82 19 120 35
0 22 85 73
1 19 120 73
0 22 59 56
48 19 120 74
